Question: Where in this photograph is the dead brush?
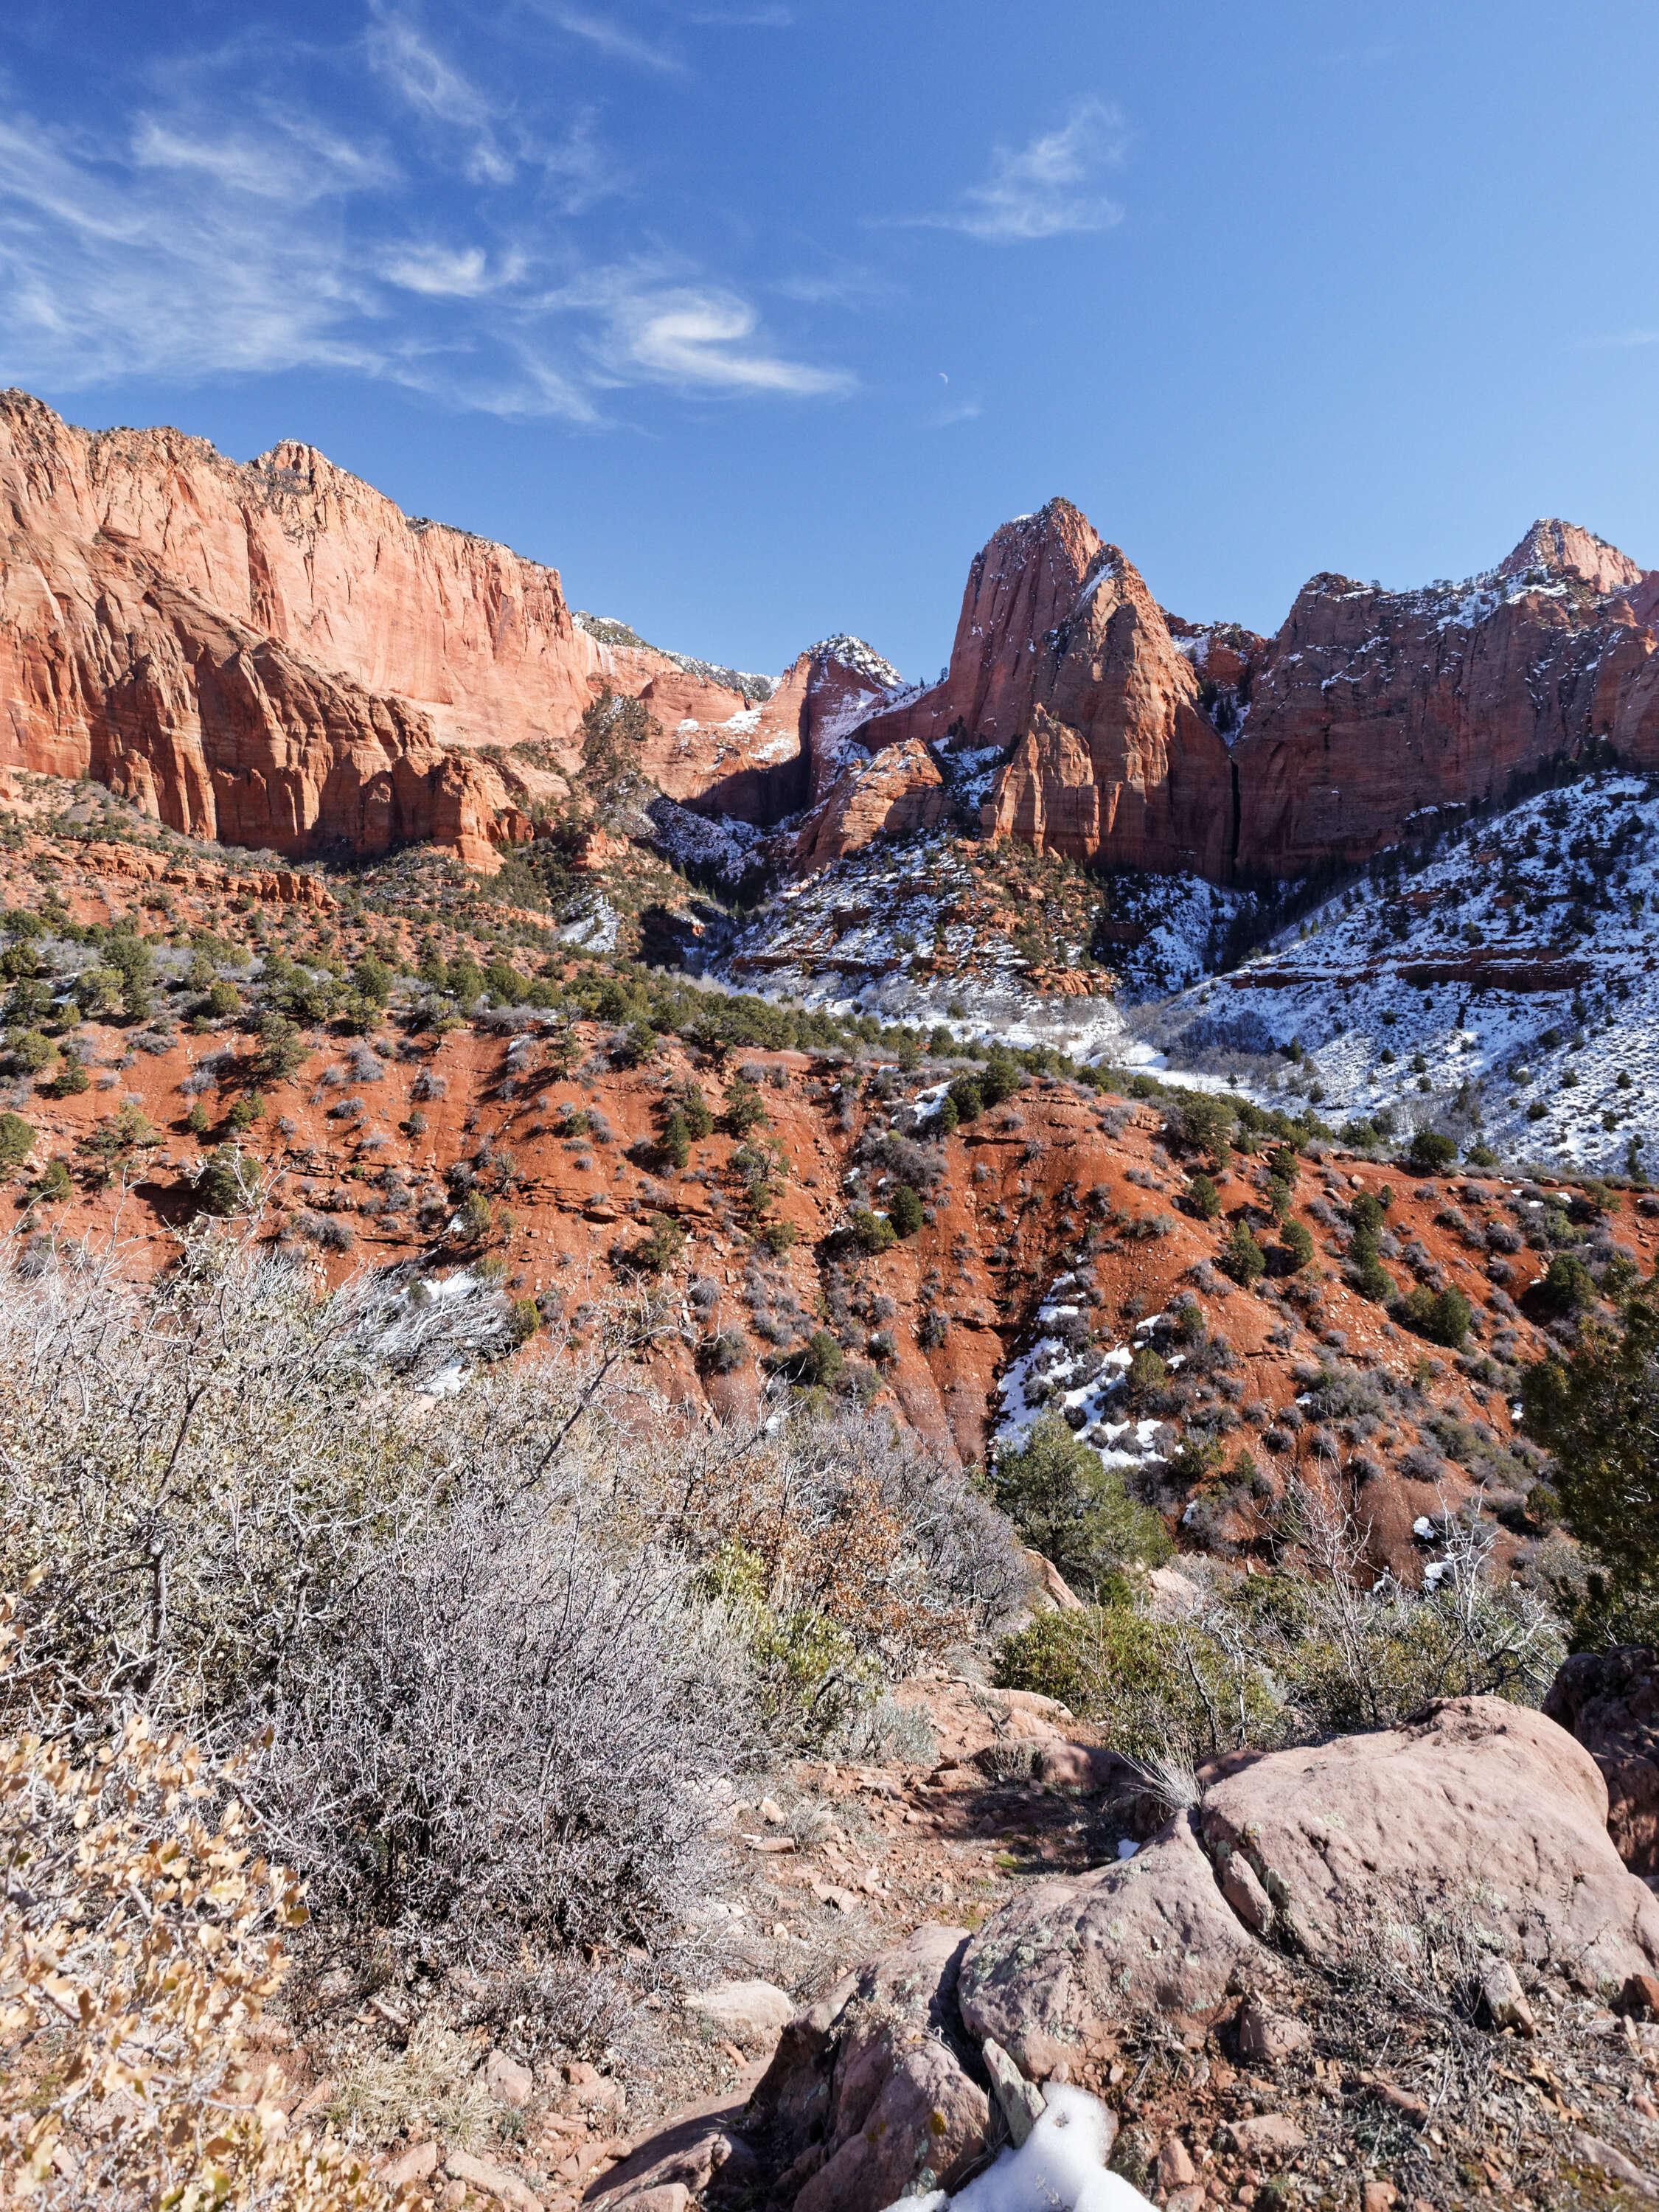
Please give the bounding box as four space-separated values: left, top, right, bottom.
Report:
975 1739 1038 1784
0 1592 386 2212
1305 1878 1654 2206
324 2016 495 2152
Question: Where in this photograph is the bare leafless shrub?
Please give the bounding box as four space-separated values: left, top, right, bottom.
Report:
832 1691 938 1768
1276 1481 1563 1738
975 1739 1038 1783
0 1233 1020 1979
261 1504 751 1964
466 1956 653 2069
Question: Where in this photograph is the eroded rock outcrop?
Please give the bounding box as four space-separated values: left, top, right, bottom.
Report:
1231 526 1659 877
754 1696 1659 2208
856 505 1236 878
849 495 1659 885
749 1923 990 2212
794 735 947 873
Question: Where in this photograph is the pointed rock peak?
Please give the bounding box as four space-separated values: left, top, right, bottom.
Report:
970 498 1105 608
1498 518 1644 597
805 635 905 690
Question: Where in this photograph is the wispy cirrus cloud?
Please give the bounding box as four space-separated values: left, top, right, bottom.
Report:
686 5 795 24
0 25 849 425
542 7 685 74
883 97 1127 243
0 105 384 383
380 241 525 296
549 265 854 396
366 7 519 182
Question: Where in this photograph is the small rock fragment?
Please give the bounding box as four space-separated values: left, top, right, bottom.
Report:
1235 1994 1310 2067
1159 2133 1197 2188
1572 2133 1659 2201
1220 1851 1274 1938
982 2037 1046 2149
486 2050 535 2107
379 2142 439 2189
445 2150 540 2212
1472 1958 1536 2037
1372 2082 1429 2126
1229 2115 1305 2159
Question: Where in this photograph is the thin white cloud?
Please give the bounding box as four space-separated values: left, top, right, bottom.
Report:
366 8 517 182
0 69 849 423
686 5 794 24
381 241 524 296
0 108 381 383
545 7 685 74
887 98 1127 243
773 261 902 310
131 114 392 202
552 268 853 396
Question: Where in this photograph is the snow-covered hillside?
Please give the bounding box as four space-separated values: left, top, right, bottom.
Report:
1135 771 1659 1175
695 744 1658 1178
719 834 1134 1060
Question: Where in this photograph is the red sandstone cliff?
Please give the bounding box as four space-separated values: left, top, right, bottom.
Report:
10 378 1656 893
858 503 1234 877
1231 526 1659 875
0 389 857 869
849 497 1659 884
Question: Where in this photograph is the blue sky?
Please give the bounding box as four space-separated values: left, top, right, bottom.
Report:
2 1 1655 678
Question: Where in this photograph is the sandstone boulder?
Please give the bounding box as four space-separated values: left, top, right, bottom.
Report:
762 1693 1659 2208
685 1980 795 2049
1544 1645 1659 1874
748 1923 991 2212
955 1810 1264 2079
1198 1696 1659 1992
